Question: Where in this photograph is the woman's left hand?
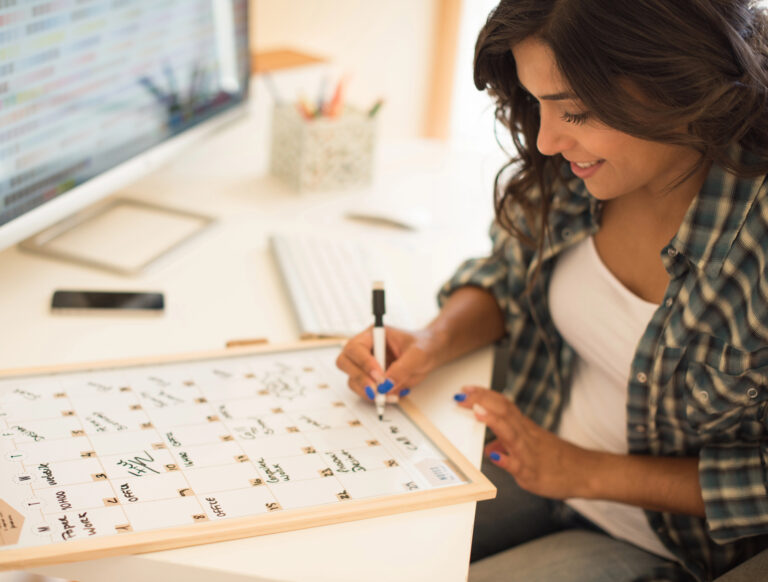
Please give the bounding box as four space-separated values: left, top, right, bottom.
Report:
457 386 595 500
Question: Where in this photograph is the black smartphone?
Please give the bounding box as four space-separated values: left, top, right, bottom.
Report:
51 290 165 314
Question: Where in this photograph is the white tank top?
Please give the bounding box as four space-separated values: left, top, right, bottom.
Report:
548 235 676 561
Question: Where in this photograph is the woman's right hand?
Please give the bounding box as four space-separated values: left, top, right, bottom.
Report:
335 326 442 401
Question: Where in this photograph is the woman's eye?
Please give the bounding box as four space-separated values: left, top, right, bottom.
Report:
561 111 590 125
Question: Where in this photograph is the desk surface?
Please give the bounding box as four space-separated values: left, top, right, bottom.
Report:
0 110 503 581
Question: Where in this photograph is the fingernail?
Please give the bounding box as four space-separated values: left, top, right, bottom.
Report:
473 403 487 416
365 386 375 400
453 393 467 402
490 452 501 462
400 388 411 397
372 370 386 384
377 379 394 394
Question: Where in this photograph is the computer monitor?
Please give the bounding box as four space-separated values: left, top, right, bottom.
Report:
0 0 250 273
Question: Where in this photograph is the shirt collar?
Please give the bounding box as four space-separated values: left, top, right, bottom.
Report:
670 147 767 278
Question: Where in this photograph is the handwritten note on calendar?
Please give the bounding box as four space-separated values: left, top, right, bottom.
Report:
0 342 494 569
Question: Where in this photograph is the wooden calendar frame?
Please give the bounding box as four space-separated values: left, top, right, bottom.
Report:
0 339 495 570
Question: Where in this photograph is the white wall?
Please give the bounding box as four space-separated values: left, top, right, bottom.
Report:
250 0 437 140
449 0 500 152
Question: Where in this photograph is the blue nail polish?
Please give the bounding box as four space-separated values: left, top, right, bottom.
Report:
453 393 467 402
377 379 394 394
490 452 501 462
400 388 411 397
365 386 375 400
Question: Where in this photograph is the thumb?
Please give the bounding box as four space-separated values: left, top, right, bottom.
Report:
384 349 426 395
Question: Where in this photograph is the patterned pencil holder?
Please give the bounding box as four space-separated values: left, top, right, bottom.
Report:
270 103 377 192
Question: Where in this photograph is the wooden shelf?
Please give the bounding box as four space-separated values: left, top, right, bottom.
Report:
251 48 328 75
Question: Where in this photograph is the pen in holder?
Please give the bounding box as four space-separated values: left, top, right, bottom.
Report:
270 103 377 192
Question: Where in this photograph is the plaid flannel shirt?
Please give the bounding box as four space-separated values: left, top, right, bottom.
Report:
438 150 768 582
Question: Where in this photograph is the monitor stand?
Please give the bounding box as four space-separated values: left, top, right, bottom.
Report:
19 198 215 276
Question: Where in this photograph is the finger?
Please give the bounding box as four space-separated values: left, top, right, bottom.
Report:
335 352 369 391
385 387 411 403
337 338 386 386
488 450 521 476
473 405 519 453
381 350 426 395
454 386 511 416
483 438 506 457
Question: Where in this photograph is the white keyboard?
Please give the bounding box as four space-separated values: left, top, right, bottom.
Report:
269 233 410 337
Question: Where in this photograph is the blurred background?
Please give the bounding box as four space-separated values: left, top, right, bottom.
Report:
250 0 501 147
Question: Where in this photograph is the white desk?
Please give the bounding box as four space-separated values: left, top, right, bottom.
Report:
0 110 502 581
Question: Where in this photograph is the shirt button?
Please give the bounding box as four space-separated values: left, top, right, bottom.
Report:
635 424 647 433
667 247 678 257
561 228 572 239
665 297 674 308
748 387 759 399
636 372 648 383
698 389 710 402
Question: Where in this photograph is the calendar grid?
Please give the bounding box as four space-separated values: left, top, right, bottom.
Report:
0 342 494 570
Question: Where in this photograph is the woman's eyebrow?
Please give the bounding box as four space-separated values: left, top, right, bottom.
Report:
518 82 576 101
539 91 576 101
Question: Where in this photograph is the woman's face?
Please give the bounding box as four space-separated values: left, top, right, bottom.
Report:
512 37 700 201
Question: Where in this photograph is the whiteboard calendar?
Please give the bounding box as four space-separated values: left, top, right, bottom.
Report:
0 341 494 570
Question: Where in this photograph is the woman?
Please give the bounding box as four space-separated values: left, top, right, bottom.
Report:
336 1 768 580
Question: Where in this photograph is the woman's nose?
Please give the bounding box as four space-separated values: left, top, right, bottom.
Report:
536 112 575 156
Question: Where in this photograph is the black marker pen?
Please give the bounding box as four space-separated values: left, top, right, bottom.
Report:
372 281 386 420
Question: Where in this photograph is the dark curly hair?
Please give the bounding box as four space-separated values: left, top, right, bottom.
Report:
474 0 768 249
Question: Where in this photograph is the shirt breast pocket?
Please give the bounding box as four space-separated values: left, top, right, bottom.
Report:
682 340 768 437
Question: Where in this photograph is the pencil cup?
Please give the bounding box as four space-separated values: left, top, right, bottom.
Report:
270 104 377 192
